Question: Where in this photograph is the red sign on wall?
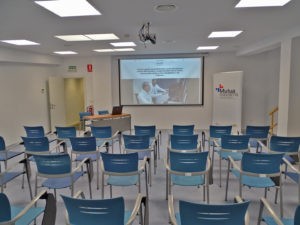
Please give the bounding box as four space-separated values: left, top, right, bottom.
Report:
87 64 93 72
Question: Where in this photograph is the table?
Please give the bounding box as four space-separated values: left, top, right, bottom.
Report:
83 113 131 134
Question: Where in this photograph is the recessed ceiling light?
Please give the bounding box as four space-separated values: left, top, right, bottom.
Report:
155 4 177 12
55 35 90 41
94 49 115 52
110 42 136 47
85 33 119 40
1 40 40 45
35 0 101 17
54 51 78 55
236 0 292 8
197 46 219 50
114 48 135 52
208 31 243 38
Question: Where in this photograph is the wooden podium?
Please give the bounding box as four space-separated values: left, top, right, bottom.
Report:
83 113 131 134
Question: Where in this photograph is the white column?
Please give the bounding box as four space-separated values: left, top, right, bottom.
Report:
277 39 292 136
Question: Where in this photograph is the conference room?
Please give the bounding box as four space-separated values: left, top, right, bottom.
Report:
1 0 300 224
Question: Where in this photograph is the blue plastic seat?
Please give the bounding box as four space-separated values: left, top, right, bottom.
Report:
0 136 23 170
166 151 210 202
56 126 77 149
226 152 284 216
173 125 195 136
62 192 145 225
98 110 109 115
34 153 93 199
100 152 148 199
168 195 250 225
91 126 119 153
123 134 156 186
169 134 199 153
258 197 300 225
0 190 56 225
70 136 103 190
24 126 45 137
134 125 160 159
214 134 250 187
245 125 269 151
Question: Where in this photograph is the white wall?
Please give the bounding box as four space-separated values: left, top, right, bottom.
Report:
288 37 300 136
0 62 58 144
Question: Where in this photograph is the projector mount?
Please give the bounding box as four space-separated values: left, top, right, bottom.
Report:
138 22 156 47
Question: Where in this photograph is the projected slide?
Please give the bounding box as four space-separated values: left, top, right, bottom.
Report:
119 57 204 105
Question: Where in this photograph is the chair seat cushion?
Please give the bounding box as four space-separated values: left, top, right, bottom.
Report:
0 151 23 160
263 216 293 225
107 175 138 186
231 169 275 188
218 151 243 161
0 172 23 185
11 206 44 225
42 171 84 189
171 174 204 186
75 153 100 161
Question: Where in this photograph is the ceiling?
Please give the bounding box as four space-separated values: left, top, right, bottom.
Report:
0 0 299 56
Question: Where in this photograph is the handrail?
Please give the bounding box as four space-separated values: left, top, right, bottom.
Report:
269 106 278 135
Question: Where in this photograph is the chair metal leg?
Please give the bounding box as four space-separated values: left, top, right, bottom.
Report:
239 175 242 198
264 188 268 198
203 185 205 202
274 187 278 204
206 182 210 204
225 160 230 201
147 158 152 187
35 174 38 197
54 189 57 200
97 159 99 190
166 170 169 200
138 174 141 193
257 200 264 225
101 173 105 199
219 157 222 187
109 185 112 198
279 177 283 218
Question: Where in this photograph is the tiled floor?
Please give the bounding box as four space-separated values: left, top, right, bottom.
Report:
2 130 299 224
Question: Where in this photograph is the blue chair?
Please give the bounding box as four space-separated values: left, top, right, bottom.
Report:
79 112 92 130
168 134 200 154
62 191 146 225
122 134 156 186
91 126 119 153
134 125 161 159
168 195 250 225
173 125 195 136
0 136 23 170
214 134 250 187
56 126 77 149
258 197 300 225
283 156 300 204
70 136 105 190
226 152 284 217
34 153 93 199
100 152 148 199
166 151 210 202
245 125 270 152
0 190 56 225
22 136 63 156
98 110 109 115
24 125 47 138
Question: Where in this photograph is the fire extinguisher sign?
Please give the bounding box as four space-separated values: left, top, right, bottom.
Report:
87 64 93 72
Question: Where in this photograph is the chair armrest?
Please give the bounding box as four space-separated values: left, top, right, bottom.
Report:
228 156 242 173
168 195 178 225
74 190 85 199
49 140 65 153
139 157 148 172
8 190 48 223
213 139 220 148
111 130 120 140
259 198 284 225
150 138 156 149
72 158 89 174
257 140 269 152
126 194 143 225
283 157 300 174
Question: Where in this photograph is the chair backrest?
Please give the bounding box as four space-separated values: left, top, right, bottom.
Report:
0 193 11 222
91 126 112 139
241 152 284 175
269 136 300 154
70 137 97 153
101 152 138 173
173 125 194 136
210 125 232 139
22 136 50 153
245 126 269 139
62 195 124 225
295 205 300 225
179 199 250 225
170 151 208 172
134 125 156 138
0 136 5 151
79 111 91 120
221 135 250 151
34 154 71 175
56 126 76 139
170 134 198 150
24 126 45 137
123 134 150 149
98 110 109 115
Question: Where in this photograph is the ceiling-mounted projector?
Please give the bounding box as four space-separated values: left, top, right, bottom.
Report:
139 22 156 45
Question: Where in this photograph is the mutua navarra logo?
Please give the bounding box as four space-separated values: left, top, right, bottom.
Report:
215 84 238 97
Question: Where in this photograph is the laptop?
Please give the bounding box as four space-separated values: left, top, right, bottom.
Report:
111 105 123 115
